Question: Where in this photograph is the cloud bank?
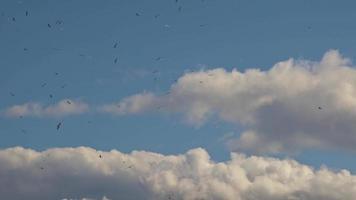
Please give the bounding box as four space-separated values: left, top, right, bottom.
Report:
4 99 89 118
102 50 356 153
0 146 355 200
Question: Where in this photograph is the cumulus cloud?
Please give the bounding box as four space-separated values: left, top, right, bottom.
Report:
0 146 355 200
99 92 159 115
3 99 89 118
101 50 356 153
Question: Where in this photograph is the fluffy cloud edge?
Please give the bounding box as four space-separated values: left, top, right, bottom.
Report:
3 99 89 118
99 50 356 154
0 146 356 200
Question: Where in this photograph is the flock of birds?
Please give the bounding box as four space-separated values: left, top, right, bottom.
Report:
4 0 212 135
4 4 319 197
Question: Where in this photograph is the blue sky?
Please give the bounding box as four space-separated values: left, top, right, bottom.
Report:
2 0 356 175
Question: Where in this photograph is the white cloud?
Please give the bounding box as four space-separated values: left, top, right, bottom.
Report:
0 146 355 200
99 92 158 115
102 50 356 153
4 99 89 118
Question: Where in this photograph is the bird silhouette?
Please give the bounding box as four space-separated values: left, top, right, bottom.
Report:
56 122 62 130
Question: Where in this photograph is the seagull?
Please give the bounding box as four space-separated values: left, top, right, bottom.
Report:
21 129 26 133
66 100 71 104
60 84 66 88
10 92 15 97
135 12 140 16
178 6 182 12
54 72 59 76
318 106 322 110
12 17 16 21
154 14 160 19
23 48 28 51
49 94 53 98
47 23 51 28
56 122 62 130
25 11 28 16
114 57 118 64
155 57 162 61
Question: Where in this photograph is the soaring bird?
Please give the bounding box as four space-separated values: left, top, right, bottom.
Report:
56 122 62 130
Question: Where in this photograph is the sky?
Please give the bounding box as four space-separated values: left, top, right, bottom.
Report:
1 0 356 199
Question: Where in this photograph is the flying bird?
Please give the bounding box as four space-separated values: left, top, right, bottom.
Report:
113 42 119 48
25 11 28 16
56 122 62 130
23 48 28 51
135 12 140 16
114 57 118 64
178 6 182 12
154 14 160 19
66 100 71 104
49 94 53 98
10 92 15 97
318 106 322 110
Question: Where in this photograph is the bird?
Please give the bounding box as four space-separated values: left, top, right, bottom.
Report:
152 70 159 73
178 6 182 12
47 23 51 28
99 154 102 158
25 11 28 16
113 42 119 48
154 14 160 19
199 24 207 27
49 94 53 98
318 106 322 110
114 57 118 64
10 92 15 97
66 100 71 104
155 57 162 61
60 84 66 88
135 12 140 16
12 17 16 21
23 48 28 51
41 83 47 87
56 122 62 130
54 72 59 76
21 129 26 133
40 167 44 170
